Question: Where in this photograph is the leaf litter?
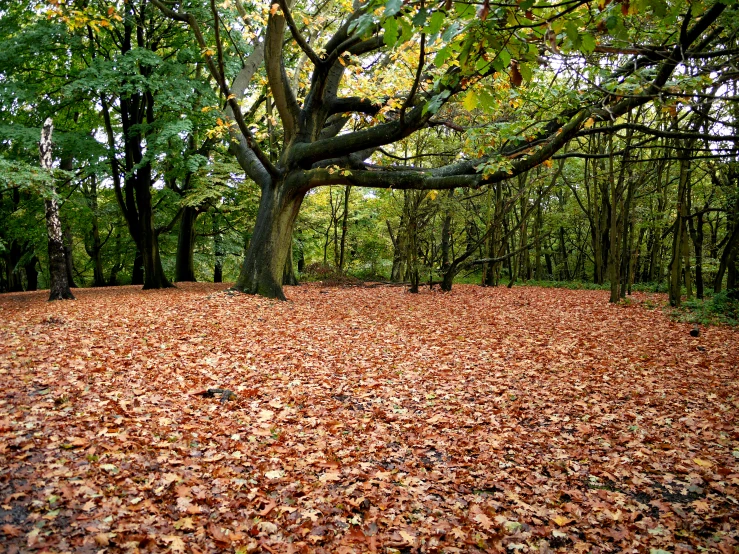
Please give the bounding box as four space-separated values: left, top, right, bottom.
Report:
0 283 737 553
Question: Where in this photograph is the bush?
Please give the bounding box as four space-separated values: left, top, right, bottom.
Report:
300 263 363 286
678 290 739 326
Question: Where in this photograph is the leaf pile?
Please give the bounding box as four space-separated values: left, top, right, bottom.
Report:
1 283 738 553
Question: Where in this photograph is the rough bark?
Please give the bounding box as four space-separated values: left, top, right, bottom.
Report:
40 119 74 301
232 180 306 300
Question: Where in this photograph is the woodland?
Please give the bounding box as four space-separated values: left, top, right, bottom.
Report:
1 0 739 552
0 0 738 305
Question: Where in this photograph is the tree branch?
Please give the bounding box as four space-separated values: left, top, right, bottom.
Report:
277 0 323 67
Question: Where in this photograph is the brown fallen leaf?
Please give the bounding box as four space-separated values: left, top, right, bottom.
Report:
1 524 22 537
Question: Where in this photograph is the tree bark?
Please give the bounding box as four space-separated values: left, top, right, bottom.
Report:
338 185 351 271
213 212 224 283
40 119 74 301
175 206 199 282
24 255 39 291
233 181 305 299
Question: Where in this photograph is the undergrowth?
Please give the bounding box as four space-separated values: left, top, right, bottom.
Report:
673 291 739 327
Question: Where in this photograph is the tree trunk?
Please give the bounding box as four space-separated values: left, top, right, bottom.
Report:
84 175 107 287
24 255 39 291
714 210 739 294
135 170 171 290
338 185 351 271
5 241 23 292
668 153 690 306
283 241 299 286
233 182 305 299
175 206 199 282
213 213 224 283
40 119 74 301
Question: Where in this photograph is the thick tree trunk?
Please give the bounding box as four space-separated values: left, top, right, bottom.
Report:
136 173 171 290
40 119 74 301
233 182 305 299
175 206 199 282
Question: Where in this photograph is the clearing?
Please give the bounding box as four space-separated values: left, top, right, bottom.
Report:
0 283 737 553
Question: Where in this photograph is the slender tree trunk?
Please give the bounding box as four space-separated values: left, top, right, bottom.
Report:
213 213 224 283
387 220 404 282
24 255 39 291
714 206 739 294
5 241 23 292
668 152 690 306
84 175 107 287
63 224 78 288
40 119 74 301
338 185 351 271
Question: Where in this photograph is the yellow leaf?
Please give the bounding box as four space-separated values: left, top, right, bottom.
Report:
463 89 478 112
399 530 417 545
694 458 714 467
552 515 573 527
161 535 186 553
584 117 594 128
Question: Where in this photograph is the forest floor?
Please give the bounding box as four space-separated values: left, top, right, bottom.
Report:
0 283 737 554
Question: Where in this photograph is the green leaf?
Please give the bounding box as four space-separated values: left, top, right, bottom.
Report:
423 90 450 115
565 21 579 45
383 17 399 47
581 33 596 54
442 21 460 43
498 48 511 69
454 2 476 19
459 35 475 68
412 8 429 27
478 90 495 112
384 0 403 17
518 63 532 82
434 46 453 67
648 0 668 17
426 11 445 36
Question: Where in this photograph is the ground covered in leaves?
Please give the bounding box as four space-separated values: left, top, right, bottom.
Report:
1 283 738 554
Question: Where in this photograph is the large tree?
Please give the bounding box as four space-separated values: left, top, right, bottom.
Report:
149 0 732 299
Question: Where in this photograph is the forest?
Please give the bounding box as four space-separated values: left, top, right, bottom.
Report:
0 0 737 307
2 2 739 551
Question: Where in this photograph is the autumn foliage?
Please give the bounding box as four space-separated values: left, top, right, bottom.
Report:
1 284 737 552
